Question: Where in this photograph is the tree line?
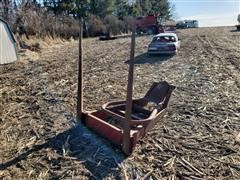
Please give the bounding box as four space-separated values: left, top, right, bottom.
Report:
0 0 173 38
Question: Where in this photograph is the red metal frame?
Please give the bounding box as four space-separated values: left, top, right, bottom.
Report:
76 18 175 155
82 111 141 153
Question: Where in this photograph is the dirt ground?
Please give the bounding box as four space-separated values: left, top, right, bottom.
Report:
0 26 240 179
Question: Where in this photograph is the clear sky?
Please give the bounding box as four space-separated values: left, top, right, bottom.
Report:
171 0 240 27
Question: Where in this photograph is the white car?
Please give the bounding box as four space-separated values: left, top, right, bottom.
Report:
148 33 181 55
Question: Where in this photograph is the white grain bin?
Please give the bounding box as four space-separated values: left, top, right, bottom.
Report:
0 18 18 64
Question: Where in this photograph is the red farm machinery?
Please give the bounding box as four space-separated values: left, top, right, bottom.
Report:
136 14 176 35
76 18 175 155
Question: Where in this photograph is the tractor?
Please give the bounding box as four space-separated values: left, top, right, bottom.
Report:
136 14 166 35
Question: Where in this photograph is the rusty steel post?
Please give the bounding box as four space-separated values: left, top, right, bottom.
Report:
77 18 83 121
122 20 136 155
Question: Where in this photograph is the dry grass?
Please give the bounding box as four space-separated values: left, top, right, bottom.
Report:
0 26 240 179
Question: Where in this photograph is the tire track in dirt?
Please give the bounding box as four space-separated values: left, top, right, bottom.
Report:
211 37 240 71
194 35 240 130
197 35 240 89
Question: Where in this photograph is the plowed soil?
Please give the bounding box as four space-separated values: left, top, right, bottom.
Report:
1 26 240 179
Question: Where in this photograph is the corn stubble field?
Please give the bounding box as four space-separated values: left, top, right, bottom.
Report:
0 27 240 179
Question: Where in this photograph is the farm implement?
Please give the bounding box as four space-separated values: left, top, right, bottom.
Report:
76 19 175 155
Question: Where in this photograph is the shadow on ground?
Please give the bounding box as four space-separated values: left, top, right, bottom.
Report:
0 123 125 179
126 53 174 65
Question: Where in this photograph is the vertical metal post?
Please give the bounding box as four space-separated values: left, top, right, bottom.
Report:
122 20 136 155
77 18 83 121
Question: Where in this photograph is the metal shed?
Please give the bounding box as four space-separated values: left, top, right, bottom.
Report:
0 18 18 64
